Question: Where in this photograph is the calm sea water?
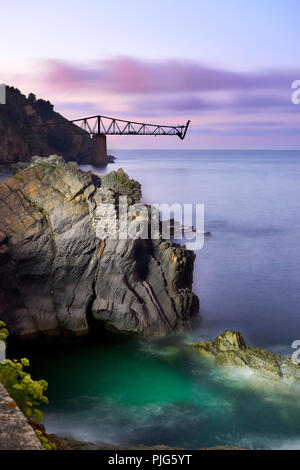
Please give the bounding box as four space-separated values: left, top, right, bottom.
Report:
6 150 300 449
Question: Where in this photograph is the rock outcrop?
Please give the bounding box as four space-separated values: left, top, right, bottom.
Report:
0 382 43 450
0 155 198 337
191 330 300 383
0 87 91 164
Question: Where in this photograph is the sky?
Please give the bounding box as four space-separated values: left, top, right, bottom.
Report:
0 0 300 149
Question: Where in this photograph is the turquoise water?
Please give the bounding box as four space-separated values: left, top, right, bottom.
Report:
6 150 300 449
15 333 300 450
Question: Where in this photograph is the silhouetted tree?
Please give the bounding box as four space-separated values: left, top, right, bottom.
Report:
28 93 36 102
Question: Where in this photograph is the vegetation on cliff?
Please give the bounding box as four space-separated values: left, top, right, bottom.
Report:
0 321 8 344
0 322 48 423
0 86 91 163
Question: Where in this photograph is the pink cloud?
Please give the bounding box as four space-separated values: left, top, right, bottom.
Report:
41 57 300 94
131 92 298 115
3 56 299 148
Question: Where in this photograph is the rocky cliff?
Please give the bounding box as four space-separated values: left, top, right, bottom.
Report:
0 155 198 337
0 87 91 164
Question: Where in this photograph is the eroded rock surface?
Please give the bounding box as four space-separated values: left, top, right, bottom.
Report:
0 382 43 450
0 155 198 337
191 330 300 383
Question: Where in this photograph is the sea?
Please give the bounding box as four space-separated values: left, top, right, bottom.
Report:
5 149 300 449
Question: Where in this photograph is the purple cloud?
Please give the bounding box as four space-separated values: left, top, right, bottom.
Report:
131 91 299 116
43 57 300 95
30 56 299 147
134 96 218 112
192 126 300 137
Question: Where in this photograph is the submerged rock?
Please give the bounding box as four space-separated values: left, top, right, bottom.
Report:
191 330 300 383
107 154 116 163
60 436 244 450
0 155 198 337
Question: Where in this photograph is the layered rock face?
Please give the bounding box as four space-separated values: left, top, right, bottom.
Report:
0 155 198 337
191 330 300 383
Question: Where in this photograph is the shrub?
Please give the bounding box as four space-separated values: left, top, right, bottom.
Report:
117 174 134 188
0 321 9 344
34 430 56 450
0 322 49 423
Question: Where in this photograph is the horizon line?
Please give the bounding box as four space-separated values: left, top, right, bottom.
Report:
107 148 300 151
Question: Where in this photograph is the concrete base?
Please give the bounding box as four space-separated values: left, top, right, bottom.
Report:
91 134 108 166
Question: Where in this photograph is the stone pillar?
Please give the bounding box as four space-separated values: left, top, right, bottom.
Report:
91 134 108 166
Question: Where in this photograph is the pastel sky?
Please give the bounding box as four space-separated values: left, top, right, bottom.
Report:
1 0 300 149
